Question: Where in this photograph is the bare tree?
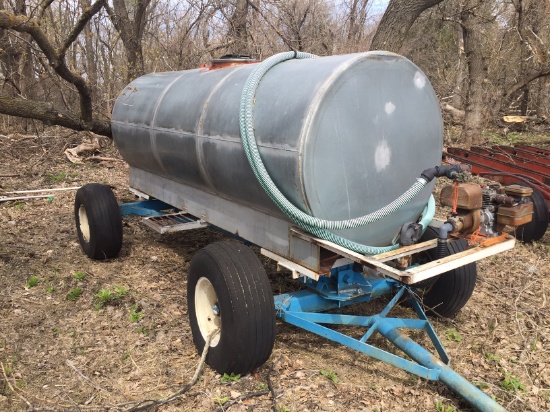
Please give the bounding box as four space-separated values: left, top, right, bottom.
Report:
0 0 547 142
105 0 152 83
228 0 250 53
459 0 490 144
501 0 550 116
0 2 111 136
346 0 370 45
370 0 445 52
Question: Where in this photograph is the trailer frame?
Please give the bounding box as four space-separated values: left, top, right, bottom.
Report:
112 168 517 411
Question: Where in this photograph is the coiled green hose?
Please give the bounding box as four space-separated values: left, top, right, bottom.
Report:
239 51 435 254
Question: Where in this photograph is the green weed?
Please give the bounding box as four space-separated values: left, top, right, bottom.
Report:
474 381 490 390
214 395 229 406
435 400 455 412
73 271 86 280
94 289 114 308
277 406 290 412
26 276 39 288
14 203 25 210
129 306 143 323
320 369 339 383
485 353 500 362
2 365 11 395
220 372 241 383
67 287 83 301
93 285 128 309
445 328 462 342
114 285 128 296
257 383 268 391
45 286 55 294
135 326 149 335
485 130 550 146
46 172 67 183
501 373 525 392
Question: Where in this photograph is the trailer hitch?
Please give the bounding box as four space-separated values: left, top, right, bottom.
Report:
274 266 506 412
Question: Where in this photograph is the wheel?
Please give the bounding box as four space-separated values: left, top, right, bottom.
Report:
511 182 549 243
411 226 477 318
187 241 275 375
74 183 122 260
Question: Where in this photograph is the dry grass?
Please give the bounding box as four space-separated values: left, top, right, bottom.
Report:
0 129 549 411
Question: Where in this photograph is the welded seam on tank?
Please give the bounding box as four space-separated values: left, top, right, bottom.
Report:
195 67 243 193
110 122 300 152
298 53 370 217
149 70 194 176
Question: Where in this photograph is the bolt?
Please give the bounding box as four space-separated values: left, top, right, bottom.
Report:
212 303 220 316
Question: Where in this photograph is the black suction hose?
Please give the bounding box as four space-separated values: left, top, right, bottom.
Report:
437 222 454 260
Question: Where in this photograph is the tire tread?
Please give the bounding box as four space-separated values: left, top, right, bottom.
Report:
74 184 122 260
188 241 275 375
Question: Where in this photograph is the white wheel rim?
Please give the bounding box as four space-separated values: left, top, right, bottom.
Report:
195 277 221 347
78 205 90 243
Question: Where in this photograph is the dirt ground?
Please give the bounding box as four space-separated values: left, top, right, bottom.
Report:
1 130 549 412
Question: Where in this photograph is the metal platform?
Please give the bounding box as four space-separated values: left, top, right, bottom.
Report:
143 212 208 234
264 228 516 285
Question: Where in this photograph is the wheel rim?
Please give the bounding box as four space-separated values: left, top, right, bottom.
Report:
78 205 90 242
195 277 221 347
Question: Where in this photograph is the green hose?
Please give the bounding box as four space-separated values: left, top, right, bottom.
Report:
239 51 435 254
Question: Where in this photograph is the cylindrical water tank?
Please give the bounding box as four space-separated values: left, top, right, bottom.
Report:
112 52 442 247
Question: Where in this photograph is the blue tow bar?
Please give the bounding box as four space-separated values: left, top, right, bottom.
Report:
274 265 506 412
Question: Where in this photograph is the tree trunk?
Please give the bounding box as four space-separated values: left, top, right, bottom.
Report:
228 0 249 54
80 0 97 92
347 0 368 44
0 95 111 136
370 0 444 52
106 0 151 83
460 3 488 145
0 3 110 137
451 20 466 110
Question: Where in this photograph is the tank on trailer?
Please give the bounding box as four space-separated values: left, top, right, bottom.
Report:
112 52 442 247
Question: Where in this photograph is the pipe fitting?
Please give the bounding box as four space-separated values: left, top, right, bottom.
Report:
421 164 471 182
436 222 454 260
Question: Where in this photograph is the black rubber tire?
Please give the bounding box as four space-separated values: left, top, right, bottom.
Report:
187 241 276 375
74 183 122 260
412 226 477 318
511 182 549 243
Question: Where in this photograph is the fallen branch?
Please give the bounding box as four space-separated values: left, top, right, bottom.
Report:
1 362 33 409
86 156 121 163
64 138 101 163
441 103 465 124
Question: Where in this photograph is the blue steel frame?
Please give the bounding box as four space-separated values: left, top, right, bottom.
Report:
119 200 180 217
120 199 506 412
275 265 506 412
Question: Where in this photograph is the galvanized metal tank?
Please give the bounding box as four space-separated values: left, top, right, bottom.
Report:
112 52 442 246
